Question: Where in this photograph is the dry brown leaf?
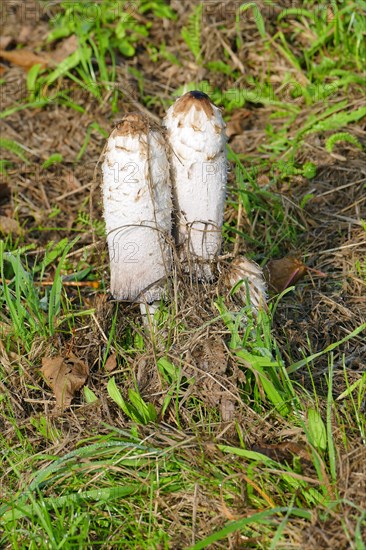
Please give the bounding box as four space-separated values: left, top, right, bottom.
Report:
0 48 48 70
264 257 308 293
0 35 78 72
0 36 13 50
104 353 117 373
18 26 33 44
226 108 252 139
41 354 89 409
52 35 78 64
257 174 270 186
0 215 22 235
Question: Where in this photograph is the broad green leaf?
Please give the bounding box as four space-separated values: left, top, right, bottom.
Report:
158 358 177 382
41 153 63 169
128 389 157 423
218 445 275 464
307 106 366 135
277 8 316 22
38 238 69 279
107 377 129 415
235 349 279 369
258 373 290 416
27 63 43 97
239 3 266 39
307 408 327 450
44 49 86 86
83 386 98 404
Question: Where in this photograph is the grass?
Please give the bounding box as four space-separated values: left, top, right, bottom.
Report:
1 0 365 548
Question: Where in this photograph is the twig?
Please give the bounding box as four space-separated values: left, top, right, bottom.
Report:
0 278 100 288
233 201 243 257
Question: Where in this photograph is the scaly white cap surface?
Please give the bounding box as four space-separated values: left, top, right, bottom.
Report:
223 256 267 314
102 114 172 302
163 91 227 280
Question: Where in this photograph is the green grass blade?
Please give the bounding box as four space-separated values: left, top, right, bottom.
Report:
190 507 311 549
287 323 366 373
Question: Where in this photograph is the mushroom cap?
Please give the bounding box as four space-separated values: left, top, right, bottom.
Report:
222 256 268 314
164 91 226 157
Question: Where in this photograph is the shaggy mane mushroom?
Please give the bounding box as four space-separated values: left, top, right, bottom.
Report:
163 91 227 281
102 113 172 320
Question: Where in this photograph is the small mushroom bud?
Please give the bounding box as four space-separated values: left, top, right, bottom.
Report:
222 256 267 314
163 91 227 280
102 114 172 307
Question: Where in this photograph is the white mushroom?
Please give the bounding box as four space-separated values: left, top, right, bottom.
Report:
222 256 267 315
102 114 172 318
163 91 227 280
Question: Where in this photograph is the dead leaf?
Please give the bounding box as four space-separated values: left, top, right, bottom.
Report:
0 36 13 50
0 35 78 72
41 354 89 409
52 35 78 64
220 396 236 422
0 215 22 235
257 174 270 186
104 353 117 373
18 26 33 44
264 257 308 293
0 48 48 70
226 108 252 139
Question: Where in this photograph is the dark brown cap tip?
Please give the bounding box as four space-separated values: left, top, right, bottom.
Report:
188 90 210 100
173 91 214 117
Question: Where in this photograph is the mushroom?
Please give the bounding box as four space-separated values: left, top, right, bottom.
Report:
102 114 172 323
221 256 267 315
163 91 227 280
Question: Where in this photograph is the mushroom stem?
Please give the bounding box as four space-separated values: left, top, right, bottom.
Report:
139 301 160 330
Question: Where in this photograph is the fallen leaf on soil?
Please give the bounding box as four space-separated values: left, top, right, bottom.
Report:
226 108 252 138
41 354 89 409
0 48 48 70
264 257 308 292
0 215 22 235
0 36 13 50
0 36 78 72
220 396 236 422
257 174 270 186
104 353 117 372
18 26 33 44
52 35 79 63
